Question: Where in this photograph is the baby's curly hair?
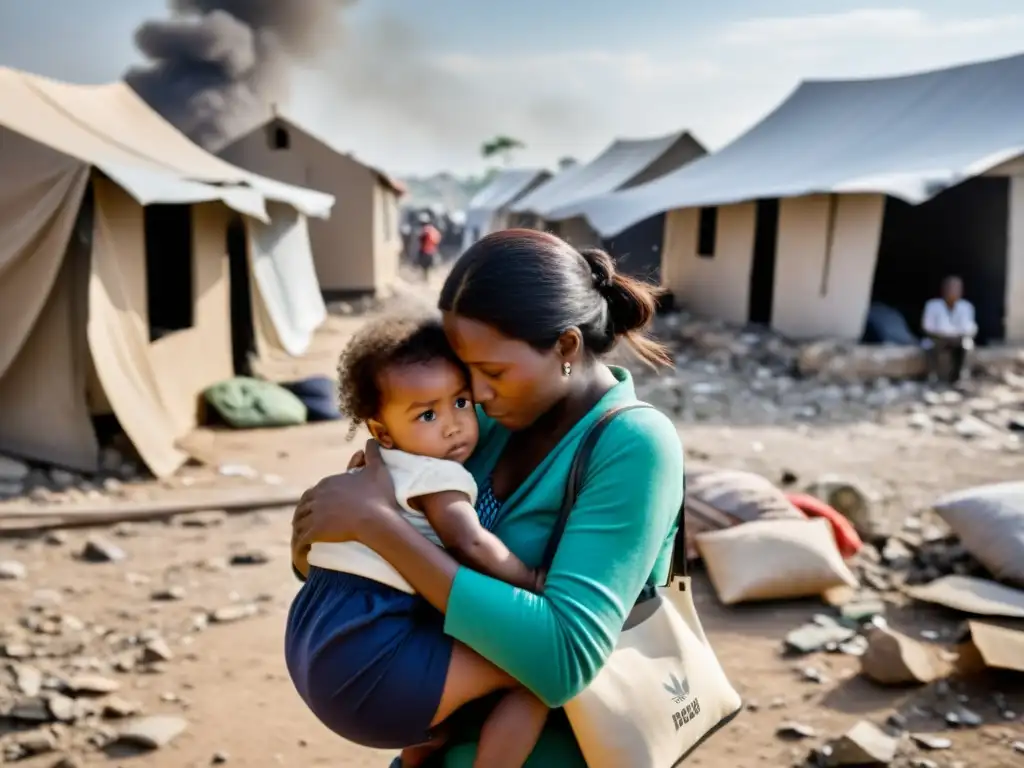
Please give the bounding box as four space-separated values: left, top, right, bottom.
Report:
337 313 465 436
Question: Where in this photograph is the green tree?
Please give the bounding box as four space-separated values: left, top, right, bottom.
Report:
481 135 526 166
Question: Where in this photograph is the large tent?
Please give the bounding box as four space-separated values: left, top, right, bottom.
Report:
0 66 335 479
510 129 705 279
510 130 705 222
568 53 1024 341
462 168 551 250
574 53 1024 238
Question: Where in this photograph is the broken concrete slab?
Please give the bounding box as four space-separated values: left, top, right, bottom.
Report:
823 720 899 765
860 626 950 686
116 715 188 749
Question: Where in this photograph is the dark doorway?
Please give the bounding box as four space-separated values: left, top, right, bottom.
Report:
602 212 666 283
870 178 1009 344
144 205 194 341
748 198 779 325
227 217 256 376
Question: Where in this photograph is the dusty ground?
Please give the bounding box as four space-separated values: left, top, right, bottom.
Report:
2 283 1024 766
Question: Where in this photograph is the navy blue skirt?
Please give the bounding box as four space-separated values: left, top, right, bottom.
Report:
285 567 454 749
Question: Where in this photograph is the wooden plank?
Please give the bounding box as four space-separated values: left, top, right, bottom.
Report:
0 485 303 532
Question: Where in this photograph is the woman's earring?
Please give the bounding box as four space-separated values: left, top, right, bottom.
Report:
562 361 572 377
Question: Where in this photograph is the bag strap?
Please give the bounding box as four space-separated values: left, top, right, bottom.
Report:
538 403 688 588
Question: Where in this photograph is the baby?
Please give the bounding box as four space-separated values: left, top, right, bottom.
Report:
286 314 548 768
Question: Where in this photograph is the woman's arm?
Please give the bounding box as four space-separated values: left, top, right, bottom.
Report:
442 408 683 708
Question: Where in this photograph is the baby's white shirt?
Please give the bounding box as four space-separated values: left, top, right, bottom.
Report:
306 447 478 593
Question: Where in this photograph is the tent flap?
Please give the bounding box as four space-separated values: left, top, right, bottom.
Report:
0 204 99 471
576 53 1024 238
0 128 90 379
248 204 328 358
88 178 188 479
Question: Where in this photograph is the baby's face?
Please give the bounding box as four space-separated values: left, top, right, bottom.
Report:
373 359 479 463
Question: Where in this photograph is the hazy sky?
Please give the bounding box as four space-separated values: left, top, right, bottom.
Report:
2 1 1024 175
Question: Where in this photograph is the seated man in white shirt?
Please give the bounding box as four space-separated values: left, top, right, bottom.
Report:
921 275 977 383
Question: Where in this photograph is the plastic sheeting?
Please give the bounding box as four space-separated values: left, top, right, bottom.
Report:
248 202 328 358
576 53 1024 237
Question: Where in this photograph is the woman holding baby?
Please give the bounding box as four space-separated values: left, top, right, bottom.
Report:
289 229 685 767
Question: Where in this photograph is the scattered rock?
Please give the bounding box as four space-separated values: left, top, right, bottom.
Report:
776 722 817 740
944 706 983 728
229 550 271 566
785 616 857 654
141 638 174 664
179 510 228 528
209 604 259 624
65 674 120 696
13 664 44 696
0 454 30 482
46 693 78 722
151 586 187 602
4 728 58 759
80 537 126 563
103 697 143 718
823 720 899 765
9 697 52 722
860 626 949 686
117 715 188 749
911 734 953 750
839 598 886 623
0 559 27 580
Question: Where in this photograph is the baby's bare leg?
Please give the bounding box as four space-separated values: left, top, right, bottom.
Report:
473 688 549 768
431 642 519 726
428 643 547 768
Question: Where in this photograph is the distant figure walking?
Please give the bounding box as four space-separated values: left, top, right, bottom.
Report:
921 275 977 383
416 219 441 282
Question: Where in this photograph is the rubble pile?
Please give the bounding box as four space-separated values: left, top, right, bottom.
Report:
0 449 142 505
0 522 273 764
632 314 1024 447
757 502 1024 766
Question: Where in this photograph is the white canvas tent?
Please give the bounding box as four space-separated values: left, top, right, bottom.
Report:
574 53 1024 238
462 168 551 250
569 53 1024 341
509 129 705 250
0 66 335 479
511 130 705 220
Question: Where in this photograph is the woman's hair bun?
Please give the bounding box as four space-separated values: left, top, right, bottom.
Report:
579 247 616 293
579 248 652 332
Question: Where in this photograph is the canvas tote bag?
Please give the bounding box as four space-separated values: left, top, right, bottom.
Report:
541 404 743 768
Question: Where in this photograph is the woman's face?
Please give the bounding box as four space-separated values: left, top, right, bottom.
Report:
443 312 565 431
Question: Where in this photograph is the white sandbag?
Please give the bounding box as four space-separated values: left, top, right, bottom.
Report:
696 518 859 606
933 481 1024 587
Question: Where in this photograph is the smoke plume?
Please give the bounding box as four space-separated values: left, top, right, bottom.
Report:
126 0 354 151
127 1 600 170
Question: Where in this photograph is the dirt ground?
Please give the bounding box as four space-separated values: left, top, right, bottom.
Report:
3 288 1024 766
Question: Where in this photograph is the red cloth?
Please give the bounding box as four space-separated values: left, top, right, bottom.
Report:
785 492 863 559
